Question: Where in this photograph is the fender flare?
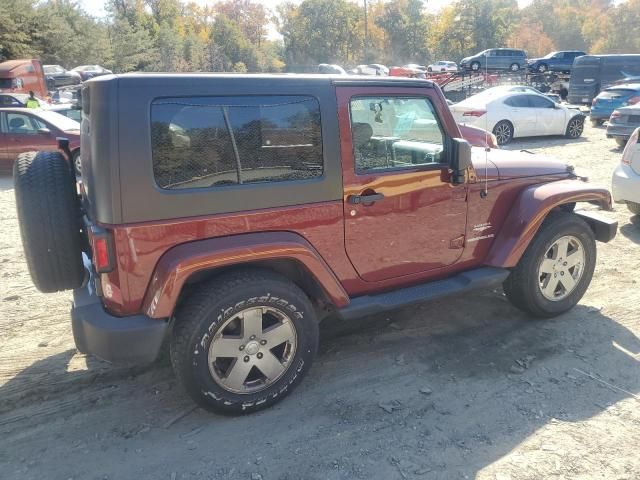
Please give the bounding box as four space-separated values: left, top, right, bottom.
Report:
485 179 612 268
142 231 349 319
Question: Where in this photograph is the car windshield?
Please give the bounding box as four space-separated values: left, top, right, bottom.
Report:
543 51 558 59
34 110 80 130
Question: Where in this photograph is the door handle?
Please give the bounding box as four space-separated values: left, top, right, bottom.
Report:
348 192 385 204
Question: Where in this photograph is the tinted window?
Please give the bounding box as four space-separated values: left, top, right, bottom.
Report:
528 95 555 108
151 96 323 190
0 95 23 106
504 95 529 107
349 96 445 172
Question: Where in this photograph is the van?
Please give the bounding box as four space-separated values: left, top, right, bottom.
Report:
0 59 48 99
459 49 527 72
568 54 640 105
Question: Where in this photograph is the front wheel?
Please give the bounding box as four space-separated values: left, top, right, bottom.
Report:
503 212 596 318
471 62 480 71
510 63 520 72
493 120 513 145
537 64 548 73
170 269 319 415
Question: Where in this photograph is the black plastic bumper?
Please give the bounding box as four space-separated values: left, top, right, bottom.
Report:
71 284 168 365
575 210 618 243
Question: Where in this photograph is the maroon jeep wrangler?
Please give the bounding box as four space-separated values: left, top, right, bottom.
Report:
14 74 616 415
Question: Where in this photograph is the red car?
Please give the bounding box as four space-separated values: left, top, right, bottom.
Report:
14 74 616 415
0 108 80 174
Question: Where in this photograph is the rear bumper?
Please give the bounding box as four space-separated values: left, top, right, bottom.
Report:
606 124 637 139
71 284 168 364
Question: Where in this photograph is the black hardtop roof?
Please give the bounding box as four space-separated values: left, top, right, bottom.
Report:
88 72 435 89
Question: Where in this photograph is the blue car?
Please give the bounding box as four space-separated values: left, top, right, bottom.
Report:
527 50 586 74
590 83 640 125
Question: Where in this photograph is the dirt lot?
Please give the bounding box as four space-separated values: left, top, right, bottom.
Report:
1 122 639 480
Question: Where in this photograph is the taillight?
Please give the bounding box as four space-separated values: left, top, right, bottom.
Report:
463 109 486 117
591 98 597 106
92 230 114 273
626 96 640 105
610 110 621 120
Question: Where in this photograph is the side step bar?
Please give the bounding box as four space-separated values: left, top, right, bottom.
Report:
336 267 510 321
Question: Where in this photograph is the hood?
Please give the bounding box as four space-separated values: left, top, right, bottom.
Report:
471 147 572 181
460 57 471 63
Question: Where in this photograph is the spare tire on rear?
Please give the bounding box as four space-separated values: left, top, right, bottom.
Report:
14 151 85 293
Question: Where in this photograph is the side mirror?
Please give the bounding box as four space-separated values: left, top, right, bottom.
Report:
450 138 472 185
37 127 51 134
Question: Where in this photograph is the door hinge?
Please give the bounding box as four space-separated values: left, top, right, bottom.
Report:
450 235 465 249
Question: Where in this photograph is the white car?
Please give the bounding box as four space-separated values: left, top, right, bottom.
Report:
612 127 640 216
427 61 458 73
450 90 585 145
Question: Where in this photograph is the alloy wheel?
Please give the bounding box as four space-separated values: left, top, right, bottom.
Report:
568 118 583 138
538 64 547 73
538 235 585 301
207 306 297 394
494 123 512 145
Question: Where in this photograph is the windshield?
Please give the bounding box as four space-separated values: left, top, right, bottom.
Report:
544 51 558 59
35 110 80 130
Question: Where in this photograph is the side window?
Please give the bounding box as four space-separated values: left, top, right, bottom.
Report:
6 113 38 134
528 95 554 108
151 96 323 190
0 96 20 106
349 96 445 173
504 95 529 108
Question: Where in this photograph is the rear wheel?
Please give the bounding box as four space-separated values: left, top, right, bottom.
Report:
510 63 520 72
13 151 84 293
565 116 584 138
170 269 319 415
503 212 596 318
493 120 513 145
471 62 480 71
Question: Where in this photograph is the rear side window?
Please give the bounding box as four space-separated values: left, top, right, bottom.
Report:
151 96 323 190
504 95 529 107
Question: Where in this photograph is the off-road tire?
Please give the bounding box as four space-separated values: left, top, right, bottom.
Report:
565 116 584 138
170 269 319 415
13 151 84 293
616 138 627 148
627 202 640 215
503 212 596 318
493 120 514 145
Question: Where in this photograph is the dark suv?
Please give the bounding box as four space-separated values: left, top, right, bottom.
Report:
527 50 586 74
14 74 616 415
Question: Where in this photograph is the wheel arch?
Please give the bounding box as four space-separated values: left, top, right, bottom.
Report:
485 179 613 268
142 231 350 319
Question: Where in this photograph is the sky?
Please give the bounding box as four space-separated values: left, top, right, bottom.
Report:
79 0 535 19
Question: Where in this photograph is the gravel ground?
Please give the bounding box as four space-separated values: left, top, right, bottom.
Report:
1 122 639 480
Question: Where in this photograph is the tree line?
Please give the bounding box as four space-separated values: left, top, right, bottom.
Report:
1 0 639 74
